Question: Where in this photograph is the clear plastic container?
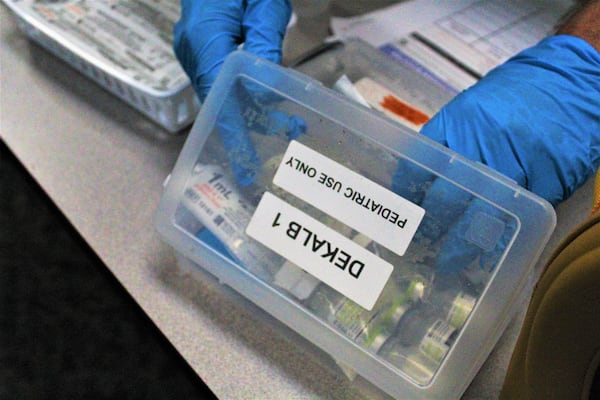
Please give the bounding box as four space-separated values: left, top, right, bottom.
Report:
2 0 199 133
155 50 556 399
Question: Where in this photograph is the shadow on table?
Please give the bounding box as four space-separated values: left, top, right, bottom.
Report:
0 142 216 400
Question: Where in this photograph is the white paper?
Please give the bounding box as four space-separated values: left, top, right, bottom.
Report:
331 0 479 47
332 0 575 90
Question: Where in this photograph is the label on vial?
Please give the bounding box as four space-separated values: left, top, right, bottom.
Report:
273 140 425 256
246 192 393 310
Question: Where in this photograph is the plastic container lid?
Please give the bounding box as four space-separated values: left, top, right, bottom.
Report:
155 50 556 399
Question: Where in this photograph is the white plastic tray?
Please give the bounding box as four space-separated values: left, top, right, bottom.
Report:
3 0 199 133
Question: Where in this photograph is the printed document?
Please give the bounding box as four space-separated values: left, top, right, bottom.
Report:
332 0 575 91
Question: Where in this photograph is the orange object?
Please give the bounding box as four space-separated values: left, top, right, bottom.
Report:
380 95 430 126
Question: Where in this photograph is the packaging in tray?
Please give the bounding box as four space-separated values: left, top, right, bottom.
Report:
3 0 198 132
155 50 556 399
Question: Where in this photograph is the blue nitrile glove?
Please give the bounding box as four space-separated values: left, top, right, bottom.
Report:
216 78 306 185
174 0 292 103
394 35 600 274
174 1 304 186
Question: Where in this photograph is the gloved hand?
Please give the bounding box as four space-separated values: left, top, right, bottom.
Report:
215 78 306 185
394 35 600 274
174 1 304 186
174 0 292 102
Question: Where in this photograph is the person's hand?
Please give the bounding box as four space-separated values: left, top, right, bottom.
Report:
174 0 292 102
174 1 304 186
216 78 306 186
421 35 600 206
394 34 600 274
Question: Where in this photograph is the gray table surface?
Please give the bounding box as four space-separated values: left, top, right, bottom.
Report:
1 4 594 399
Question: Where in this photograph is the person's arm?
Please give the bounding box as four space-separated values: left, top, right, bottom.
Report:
500 7 600 398
413 0 600 273
557 0 600 52
419 1 600 208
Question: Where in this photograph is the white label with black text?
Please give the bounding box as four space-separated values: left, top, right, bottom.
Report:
246 192 393 310
273 140 425 256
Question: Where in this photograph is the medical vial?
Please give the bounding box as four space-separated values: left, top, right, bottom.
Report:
306 276 427 353
181 163 284 280
425 287 477 330
381 302 458 384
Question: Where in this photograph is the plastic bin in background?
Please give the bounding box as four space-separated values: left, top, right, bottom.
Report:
2 0 199 133
155 50 556 399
